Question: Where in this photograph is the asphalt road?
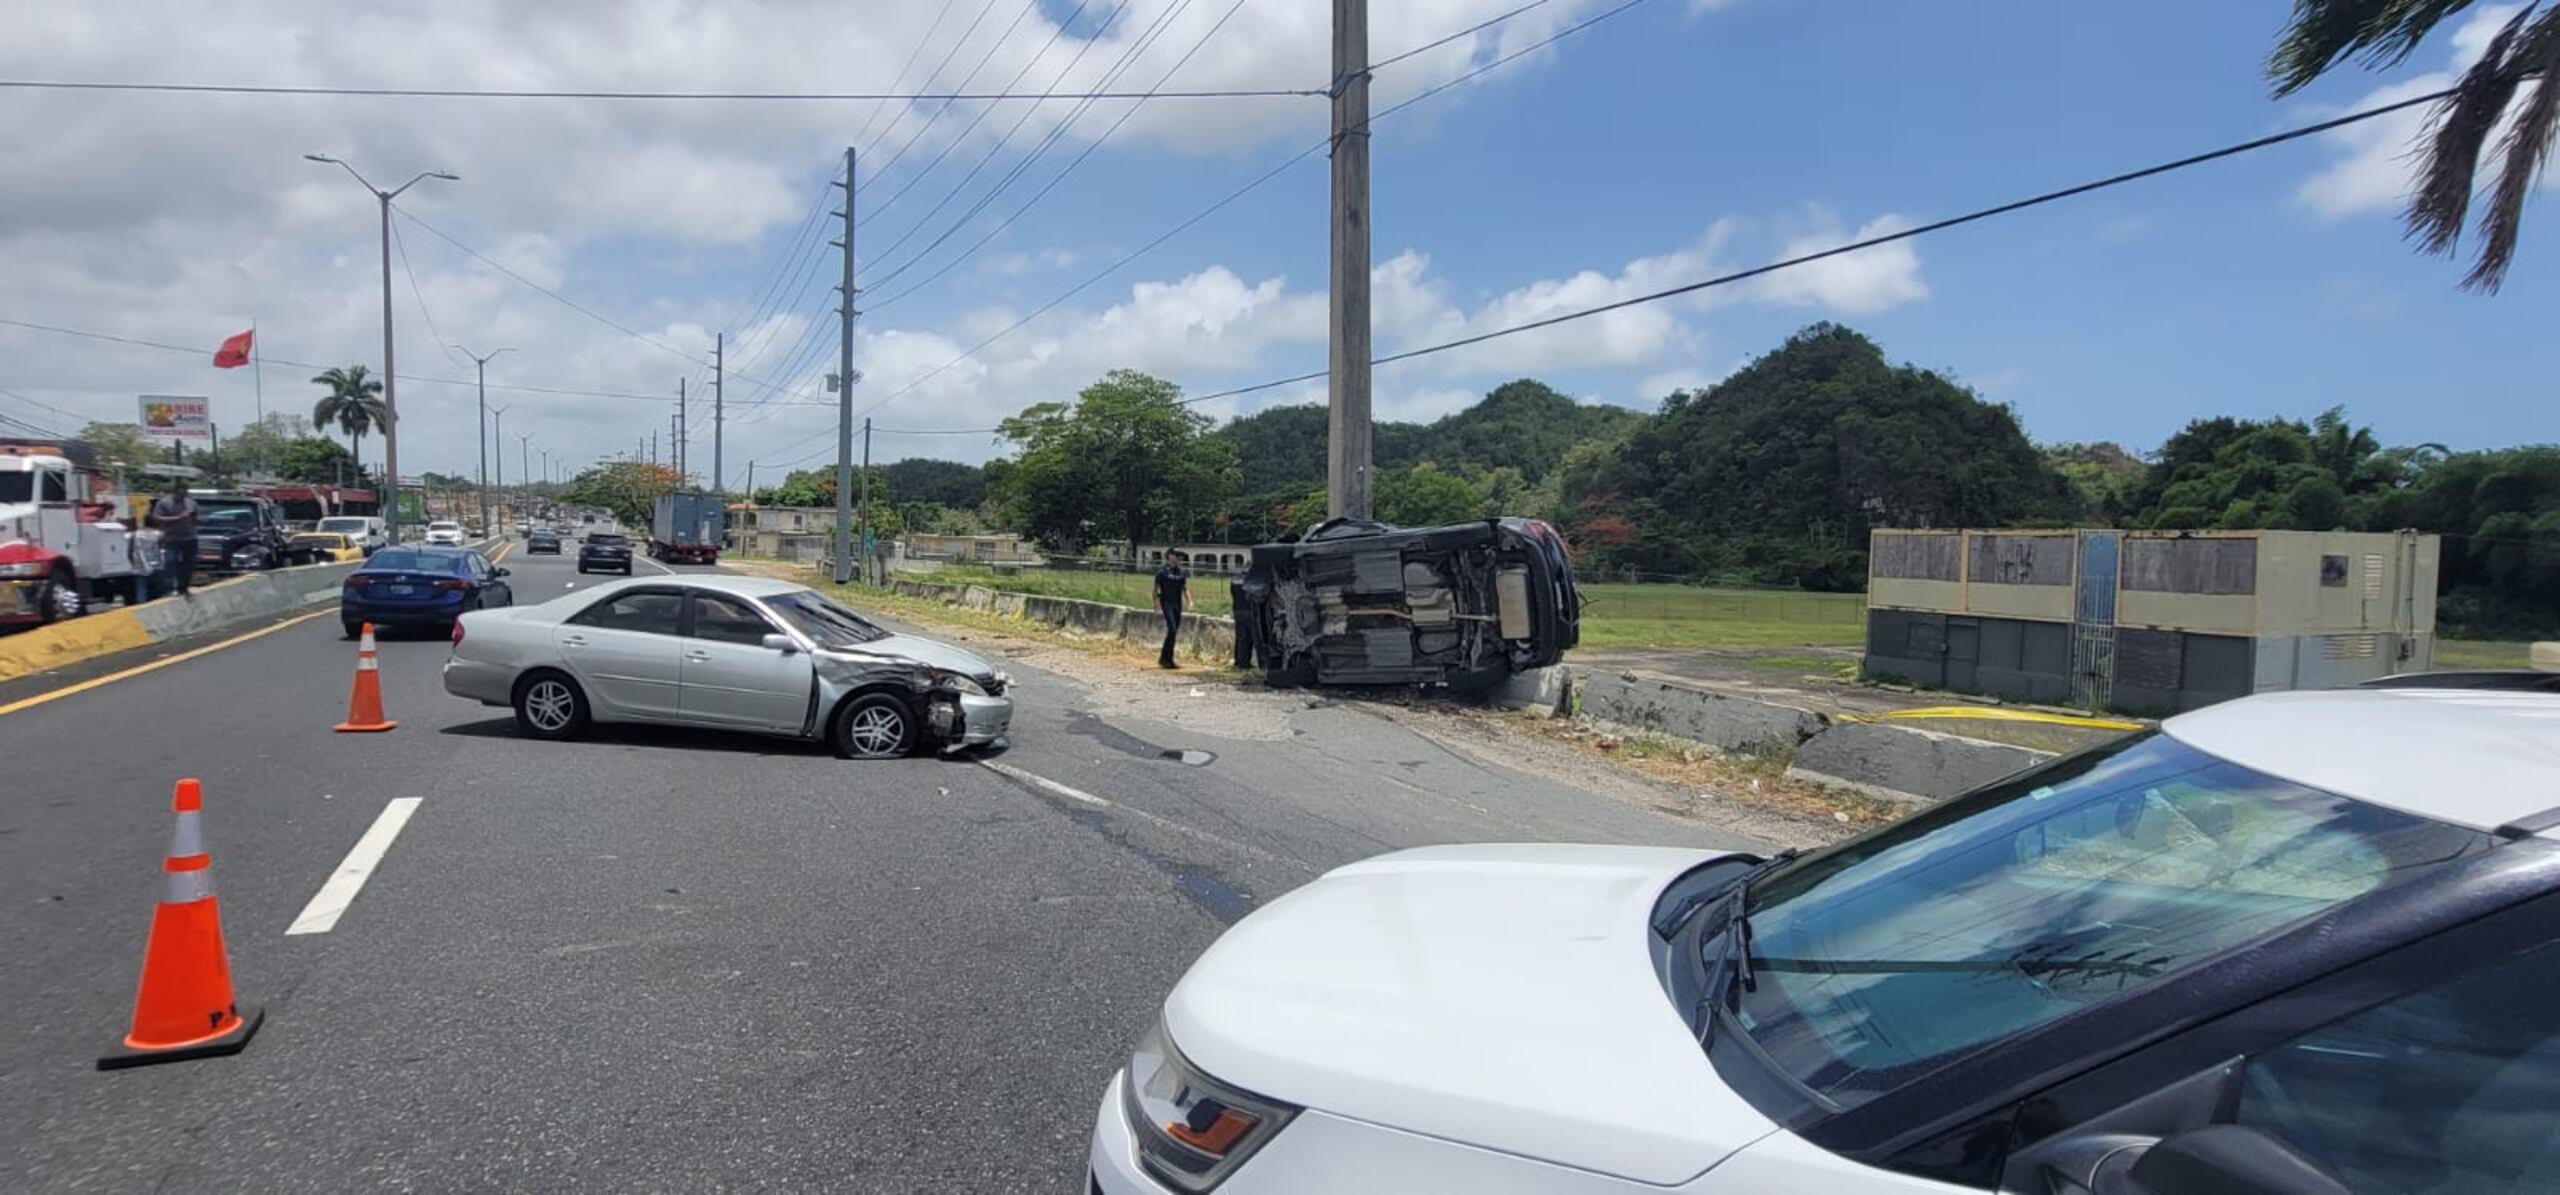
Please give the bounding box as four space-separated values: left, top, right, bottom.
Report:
1 541 1765 1192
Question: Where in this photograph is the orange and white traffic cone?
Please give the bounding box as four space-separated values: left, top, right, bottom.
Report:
334 621 397 733
98 778 263 1070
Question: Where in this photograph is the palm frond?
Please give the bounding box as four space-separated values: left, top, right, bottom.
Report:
2271 0 2482 95
2406 6 2534 258
2463 7 2560 291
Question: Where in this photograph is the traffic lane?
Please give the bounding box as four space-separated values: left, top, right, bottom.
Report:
19 690 1222 1190
937 629 1769 891
0 606 563 1182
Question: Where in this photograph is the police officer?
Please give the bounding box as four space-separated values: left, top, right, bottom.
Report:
1153 550 1190 669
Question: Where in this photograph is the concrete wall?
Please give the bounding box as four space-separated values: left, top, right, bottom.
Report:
0 558 361 682
872 578 1213 661
1787 721 2050 805
1579 670 1826 755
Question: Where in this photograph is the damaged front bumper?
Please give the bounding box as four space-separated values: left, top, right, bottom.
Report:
926 690 1014 751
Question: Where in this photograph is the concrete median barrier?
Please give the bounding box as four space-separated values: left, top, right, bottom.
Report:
1787 720 2051 805
1020 595 1077 626
0 559 360 682
1580 669 1828 755
990 591 1027 620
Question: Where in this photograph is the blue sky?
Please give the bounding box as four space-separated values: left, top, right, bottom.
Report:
0 0 2548 482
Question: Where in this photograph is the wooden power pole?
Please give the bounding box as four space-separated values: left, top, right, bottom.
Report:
1327 0 1373 520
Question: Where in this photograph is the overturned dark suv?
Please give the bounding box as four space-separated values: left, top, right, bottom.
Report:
1230 516 1581 688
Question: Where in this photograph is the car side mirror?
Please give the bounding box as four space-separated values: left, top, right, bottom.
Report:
491 567 510 577
2098 1126 2352 1195
761 633 800 654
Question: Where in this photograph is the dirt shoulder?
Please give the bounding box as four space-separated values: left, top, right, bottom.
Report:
738 559 1885 850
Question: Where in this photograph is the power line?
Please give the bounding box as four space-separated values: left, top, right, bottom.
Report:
823 83 2476 438
0 79 1321 101
860 0 1216 296
1369 0 1553 72
0 314 838 406
858 0 1105 239
853 0 1028 201
388 216 468 369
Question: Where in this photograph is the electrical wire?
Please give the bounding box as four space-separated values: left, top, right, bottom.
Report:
388 216 468 369
0 79 1319 101
800 82 2475 440
1368 0 1553 72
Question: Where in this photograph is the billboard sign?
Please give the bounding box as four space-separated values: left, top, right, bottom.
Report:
138 395 212 442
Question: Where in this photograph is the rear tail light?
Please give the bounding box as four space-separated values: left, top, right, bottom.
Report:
433 578 470 591
451 619 466 645
345 574 373 589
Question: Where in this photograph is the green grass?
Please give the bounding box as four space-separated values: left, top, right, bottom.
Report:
908 565 1870 650
2433 639 2538 670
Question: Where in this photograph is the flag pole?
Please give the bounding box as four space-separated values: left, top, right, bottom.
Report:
249 317 266 476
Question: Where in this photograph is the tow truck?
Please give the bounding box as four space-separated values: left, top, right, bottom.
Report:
0 439 159 626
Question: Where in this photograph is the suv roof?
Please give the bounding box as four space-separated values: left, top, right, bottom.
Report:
2163 688 2560 836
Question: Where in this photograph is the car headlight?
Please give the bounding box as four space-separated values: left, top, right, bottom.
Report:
930 669 987 696
0 561 44 578
1123 1020 1296 1192
230 547 262 565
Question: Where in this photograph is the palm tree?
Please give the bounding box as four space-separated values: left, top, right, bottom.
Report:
310 365 389 482
2271 1 2560 291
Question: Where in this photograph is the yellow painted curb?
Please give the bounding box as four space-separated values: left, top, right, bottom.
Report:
0 608 154 683
1841 705 2146 733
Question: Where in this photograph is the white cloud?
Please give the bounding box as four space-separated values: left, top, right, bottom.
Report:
1750 211 1929 313
2297 4 2546 218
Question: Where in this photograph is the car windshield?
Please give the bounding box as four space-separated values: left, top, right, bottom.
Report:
318 518 368 534
764 590 889 649
1721 731 2494 1110
589 534 627 546
197 502 257 527
0 473 31 503
368 549 461 573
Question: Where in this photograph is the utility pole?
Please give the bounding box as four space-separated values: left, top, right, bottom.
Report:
455 345 512 536
858 417 873 585
832 146 858 586
650 428 658 472
745 461 755 504
303 155 457 542
518 434 532 514
674 379 687 488
711 332 725 499
1326 0 1373 520
491 406 507 506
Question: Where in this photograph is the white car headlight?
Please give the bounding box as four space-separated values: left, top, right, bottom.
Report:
1123 1021 1296 1192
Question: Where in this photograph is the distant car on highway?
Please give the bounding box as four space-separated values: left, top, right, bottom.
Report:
526 528 562 555
316 515 387 556
340 546 513 638
288 531 365 563
1088 687 2560 1195
443 574 1012 758
578 531 634 575
191 492 301 575
422 520 466 547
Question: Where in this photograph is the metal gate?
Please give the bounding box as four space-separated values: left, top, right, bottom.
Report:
2071 531 2120 709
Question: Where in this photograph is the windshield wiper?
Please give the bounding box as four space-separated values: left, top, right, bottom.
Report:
1694 848 1797 1045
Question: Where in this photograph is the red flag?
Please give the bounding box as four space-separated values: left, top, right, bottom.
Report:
213 328 254 369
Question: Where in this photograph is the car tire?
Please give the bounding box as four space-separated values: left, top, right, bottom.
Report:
513 671 590 741
830 692 916 760
342 618 362 640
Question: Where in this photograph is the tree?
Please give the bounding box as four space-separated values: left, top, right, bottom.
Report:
994 370 1239 554
561 460 681 526
310 365 388 477
878 458 987 508
73 422 157 475
273 436 359 486
1374 463 1488 526
2270 1 2560 291
1552 323 2078 588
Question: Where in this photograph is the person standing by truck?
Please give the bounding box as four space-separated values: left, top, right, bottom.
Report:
146 478 198 598
1153 551 1190 669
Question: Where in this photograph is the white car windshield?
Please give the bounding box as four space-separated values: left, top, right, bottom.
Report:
1722 731 2495 1110
764 590 889 649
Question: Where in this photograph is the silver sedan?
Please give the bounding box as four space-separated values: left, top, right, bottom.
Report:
442 574 1012 758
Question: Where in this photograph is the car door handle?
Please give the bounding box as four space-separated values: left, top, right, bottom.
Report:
684 650 712 661
561 635 588 647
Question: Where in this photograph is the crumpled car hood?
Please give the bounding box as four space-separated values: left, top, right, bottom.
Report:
826 632 997 678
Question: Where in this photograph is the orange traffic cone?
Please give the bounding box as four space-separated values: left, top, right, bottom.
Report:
334 621 397 733
98 779 263 1069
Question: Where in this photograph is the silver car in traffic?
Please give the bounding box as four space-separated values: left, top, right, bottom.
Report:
442 574 1012 758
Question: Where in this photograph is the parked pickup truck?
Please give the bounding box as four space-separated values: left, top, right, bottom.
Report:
191 492 308 575
1230 516 1582 690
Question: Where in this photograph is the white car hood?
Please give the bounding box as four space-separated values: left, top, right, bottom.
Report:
1164 843 1773 1186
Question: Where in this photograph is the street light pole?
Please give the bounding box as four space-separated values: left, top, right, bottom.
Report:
304 154 457 544
452 345 512 536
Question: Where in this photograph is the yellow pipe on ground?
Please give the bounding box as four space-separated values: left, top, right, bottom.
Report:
1841 705 2146 732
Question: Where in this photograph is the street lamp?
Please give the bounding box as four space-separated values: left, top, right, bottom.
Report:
451 344 512 535
305 153 457 543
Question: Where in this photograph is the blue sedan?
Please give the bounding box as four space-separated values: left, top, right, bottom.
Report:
340 547 515 638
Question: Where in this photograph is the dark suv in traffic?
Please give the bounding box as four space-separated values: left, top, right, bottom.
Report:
527 528 562 555
577 532 634 575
